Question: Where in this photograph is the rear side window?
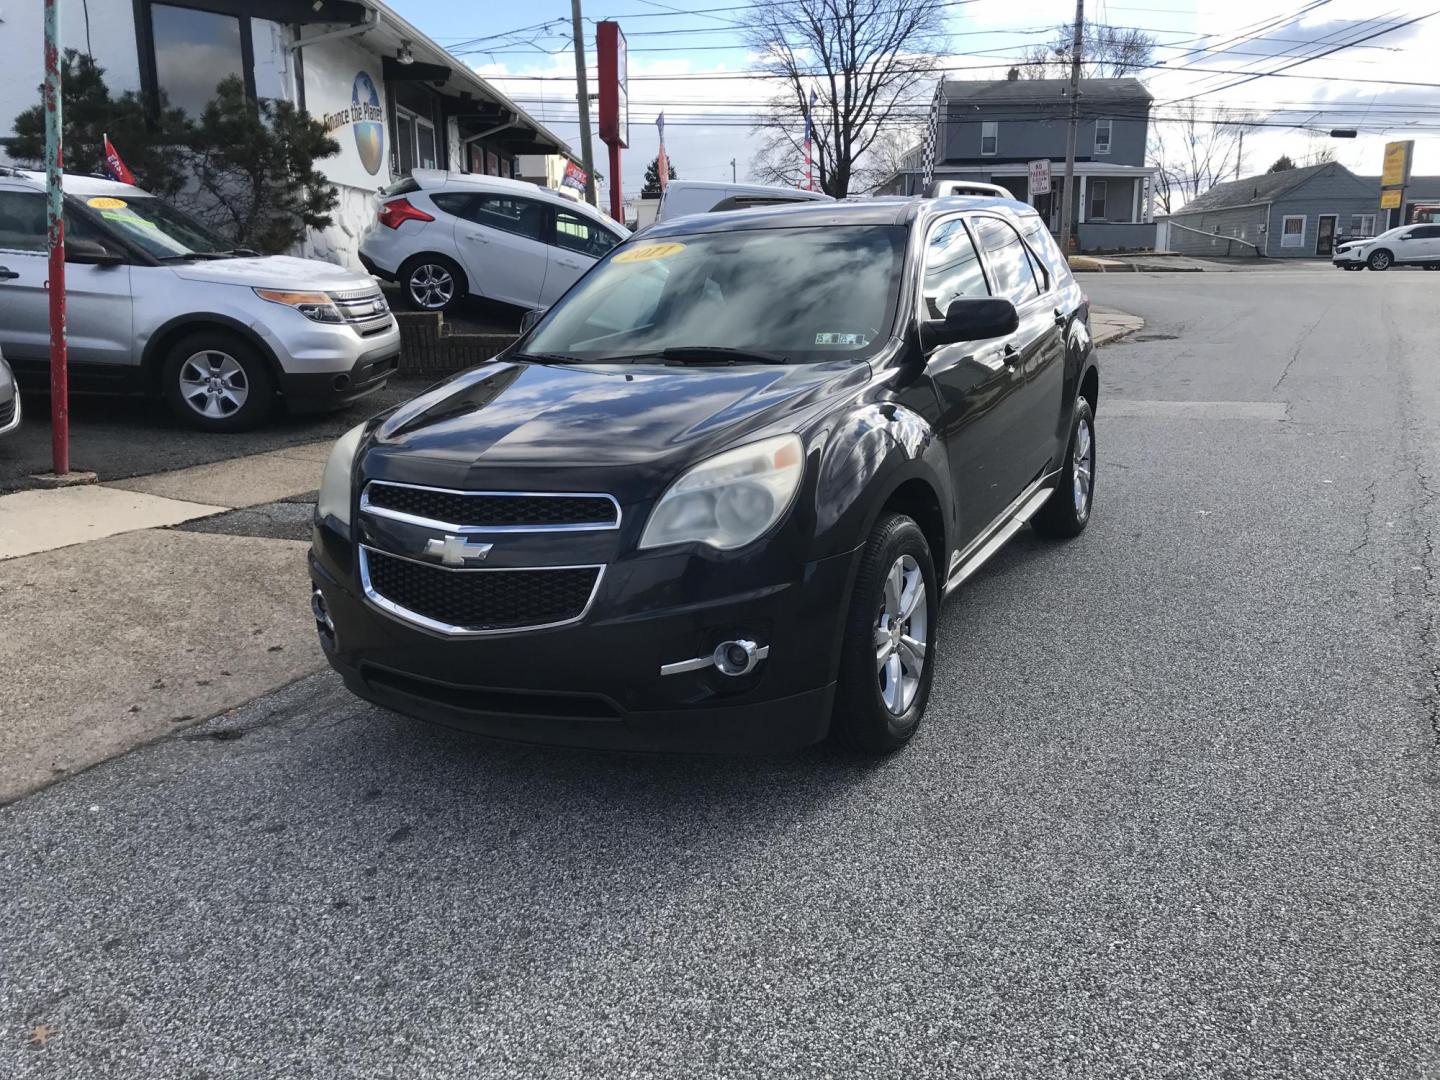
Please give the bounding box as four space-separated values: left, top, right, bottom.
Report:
0 190 45 252
973 216 1040 306
429 192 474 217
920 217 989 320
1022 218 1071 288
473 194 545 242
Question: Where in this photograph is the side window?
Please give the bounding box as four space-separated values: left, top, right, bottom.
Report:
554 210 620 258
920 217 989 320
472 194 545 242
429 192 474 217
1022 218 1069 288
1412 225 1440 239
0 191 46 252
973 216 1041 306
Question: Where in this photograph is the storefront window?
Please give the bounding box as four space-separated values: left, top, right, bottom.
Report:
151 4 246 117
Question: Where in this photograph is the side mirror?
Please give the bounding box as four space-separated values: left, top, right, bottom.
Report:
920 297 1019 350
65 237 124 266
518 306 546 334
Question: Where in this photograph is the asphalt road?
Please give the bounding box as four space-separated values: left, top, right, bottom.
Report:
4 267 1439 1078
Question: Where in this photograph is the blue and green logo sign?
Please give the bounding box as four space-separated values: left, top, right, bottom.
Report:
351 72 385 175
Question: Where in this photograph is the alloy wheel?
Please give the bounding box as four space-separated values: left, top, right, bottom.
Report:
1073 415 1094 518
178 350 249 420
874 554 928 715
409 264 455 308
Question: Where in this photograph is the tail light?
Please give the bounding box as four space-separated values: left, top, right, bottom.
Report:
377 198 434 230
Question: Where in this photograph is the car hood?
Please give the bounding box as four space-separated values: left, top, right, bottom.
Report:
168 254 378 292
361 357 870 496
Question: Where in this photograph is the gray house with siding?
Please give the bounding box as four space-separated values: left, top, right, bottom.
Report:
875 77 1158 253
1165 163 1378 259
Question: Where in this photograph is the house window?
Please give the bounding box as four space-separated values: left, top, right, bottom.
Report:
980 122 998 157
150 4 248 116
1089 180 1107 220
1349 214 1376 238
1281 215 1306 248
1094 119 1112 155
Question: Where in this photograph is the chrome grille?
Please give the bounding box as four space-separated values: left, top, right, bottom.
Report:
328 288 392 329
362 482 620 532
360 548 602 635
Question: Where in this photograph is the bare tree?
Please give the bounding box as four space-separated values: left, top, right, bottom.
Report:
1147 103 1254 212
1022 23 1155 79
745 0 948 198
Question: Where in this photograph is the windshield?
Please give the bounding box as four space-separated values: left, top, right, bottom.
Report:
76 194 231 259
522 225 906 364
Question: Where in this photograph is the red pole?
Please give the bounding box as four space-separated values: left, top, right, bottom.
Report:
608 141 622 223
44 0 69 475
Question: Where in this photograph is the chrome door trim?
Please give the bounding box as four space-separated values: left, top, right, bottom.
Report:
360 480 622 534
358 545 606 637
944 469 1059 595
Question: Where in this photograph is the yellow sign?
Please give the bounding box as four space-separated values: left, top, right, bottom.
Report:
86 196 127 209
613 242 686 264
1380 188 1402 210
1381 141 1412 188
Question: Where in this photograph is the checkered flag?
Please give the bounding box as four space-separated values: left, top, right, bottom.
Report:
920 84 943 192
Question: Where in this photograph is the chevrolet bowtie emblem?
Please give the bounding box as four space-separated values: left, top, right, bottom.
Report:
424 534 493 567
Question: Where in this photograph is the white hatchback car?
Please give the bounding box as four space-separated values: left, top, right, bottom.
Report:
359 172 630 313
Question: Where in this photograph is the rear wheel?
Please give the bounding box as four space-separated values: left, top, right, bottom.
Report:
399 254 466 312
832 513 937 754
1367 249 1393 271
161 331 274 432
1032 398 1095 539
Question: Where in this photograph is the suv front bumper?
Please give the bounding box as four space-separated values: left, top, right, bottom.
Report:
308 525 859 753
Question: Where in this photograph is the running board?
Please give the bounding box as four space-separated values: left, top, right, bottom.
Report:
944 478 1057 595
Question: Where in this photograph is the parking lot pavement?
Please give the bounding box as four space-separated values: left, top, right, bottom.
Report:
3 270 1439 1077
0 380 426 494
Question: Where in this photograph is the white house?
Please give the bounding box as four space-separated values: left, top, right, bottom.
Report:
0 0 576 269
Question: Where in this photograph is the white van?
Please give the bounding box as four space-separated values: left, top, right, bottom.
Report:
656 180 832 223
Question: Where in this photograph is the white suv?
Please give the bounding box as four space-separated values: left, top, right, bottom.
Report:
1333 222 1440 271
0 169 400 432
359 171 629 314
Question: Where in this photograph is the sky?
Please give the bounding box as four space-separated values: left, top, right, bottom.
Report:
384 0 1440 203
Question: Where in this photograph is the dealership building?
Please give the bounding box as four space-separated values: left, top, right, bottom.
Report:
0 0 577 269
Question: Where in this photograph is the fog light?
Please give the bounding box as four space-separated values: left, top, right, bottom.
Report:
713 639 761 677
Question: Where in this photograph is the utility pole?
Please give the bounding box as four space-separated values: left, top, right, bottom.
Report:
1235 130 1244 180
730 158 737 182
1057 0 1083 253
570 0 598 207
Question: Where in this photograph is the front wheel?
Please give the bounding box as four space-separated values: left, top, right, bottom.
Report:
1032 397 1095 539
161 332 274 432
1367 249 1393 271
831 513 938 754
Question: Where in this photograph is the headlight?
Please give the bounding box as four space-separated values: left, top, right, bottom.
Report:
639 434 804 551
254 288 345 323
317 423 365 529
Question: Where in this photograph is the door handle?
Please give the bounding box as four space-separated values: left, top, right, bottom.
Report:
0 267 18 281
465 232 488 243
1001 344 1022 366
557 259 583 270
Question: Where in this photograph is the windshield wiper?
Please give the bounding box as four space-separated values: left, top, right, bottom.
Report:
655 346 790 366
156 252 229 261
222 248 261 257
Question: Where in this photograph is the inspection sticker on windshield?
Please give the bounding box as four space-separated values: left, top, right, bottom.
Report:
86 197 127 210
815 332 869 346
613 242 686 264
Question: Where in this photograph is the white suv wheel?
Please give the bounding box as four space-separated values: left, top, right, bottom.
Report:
178 350 249 419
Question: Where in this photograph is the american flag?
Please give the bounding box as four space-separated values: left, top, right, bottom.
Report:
802 89 816 191
920 85 944 194
656 113 669 193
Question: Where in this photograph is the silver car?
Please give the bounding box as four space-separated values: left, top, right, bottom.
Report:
0 169 400 432
0 346 18 438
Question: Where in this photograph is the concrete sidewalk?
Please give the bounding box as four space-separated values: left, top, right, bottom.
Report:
0 441 334 803
1091 309 1145 347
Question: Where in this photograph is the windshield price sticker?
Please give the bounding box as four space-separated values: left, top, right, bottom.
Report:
613 242 686 264
87 196 127 210
815 332 868 346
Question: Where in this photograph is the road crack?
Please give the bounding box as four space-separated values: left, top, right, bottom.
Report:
1274 310 1325 390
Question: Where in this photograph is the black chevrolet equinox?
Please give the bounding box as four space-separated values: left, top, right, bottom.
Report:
309 197 1098 754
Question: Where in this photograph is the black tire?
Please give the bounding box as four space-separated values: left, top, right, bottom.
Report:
1367 249 1393 271
398 254 467 312
161 331 275 432
831 512 938 754
1032 397 1095 539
